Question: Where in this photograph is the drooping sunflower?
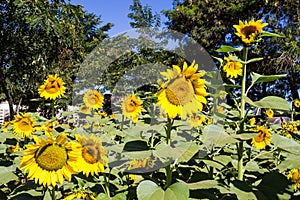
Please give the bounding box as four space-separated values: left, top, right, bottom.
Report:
41 120 59 137
251 126 272 149
287 169 300 191
294 99 300 108
122 94 143 123
13 113 35 138
265 109 274 118
223 57 243 79
75 134 108 177
38 74 66 100
233 18 268 44
79 105 91 114
83 90 104 110
156 62 207 119
20 133 81 187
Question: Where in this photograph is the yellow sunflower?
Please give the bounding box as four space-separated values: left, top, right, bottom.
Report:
294 99 300 108
223 57 243 79
79 105 91 114
20 133 81 187
287 169 300 191
128 157 154 171
83 90 104 110
249 117 256 126
251 126 272 149
284 122 298 138
156 62 207 120
42 120 59 137
13 113 35 138
122 94 143 123
38 74 66 100
64 190 96 200
265 109 274 118
75 134 108 177
188 114 206 128
233 18 268 44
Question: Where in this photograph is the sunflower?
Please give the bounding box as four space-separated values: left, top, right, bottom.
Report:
233 18 268 44
156 62 207 120
251 126 272 149
249 117 256 126
265 109 274 118
20 133 81 187
83 90 104 110
64 190 96 200
42 120 59 137
284 122 298 138
128 157 154 171
287 169 300 191
294 99 300 108
75 134 108 177
122 94 143 123
38 74 66 100
223 57 243 79
79 105 91 114
13 113 35 138
188 114 206 128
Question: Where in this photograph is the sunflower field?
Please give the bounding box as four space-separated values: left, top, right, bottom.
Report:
0 18 300 200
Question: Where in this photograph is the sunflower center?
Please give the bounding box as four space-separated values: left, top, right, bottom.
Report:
82 146 98 164
242 26 258 39
19 118 32 131
165 77 194 106
35 144 67 171
254 131 266 142
87 95 98 105
46 81 60 94
126 99 138 112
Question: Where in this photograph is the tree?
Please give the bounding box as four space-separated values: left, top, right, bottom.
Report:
163 0 299 102
0 0 112 119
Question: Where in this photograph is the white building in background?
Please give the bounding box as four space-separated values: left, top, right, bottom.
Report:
0 101 10 125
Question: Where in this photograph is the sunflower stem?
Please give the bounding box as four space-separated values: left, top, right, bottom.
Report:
165 117 174 188
51 102 55 120
103 173 110 198
237 46 248 181
50 188 56 200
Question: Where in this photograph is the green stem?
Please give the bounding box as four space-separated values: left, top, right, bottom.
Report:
237 46 248 181
50 188 56 200
103 173 110 198
51 102 55 120
165 118 174 188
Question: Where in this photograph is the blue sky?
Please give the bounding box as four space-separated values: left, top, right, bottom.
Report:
71 0 173 36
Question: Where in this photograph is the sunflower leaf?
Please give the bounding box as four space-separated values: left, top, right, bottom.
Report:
260 31 284 37
245 57 263 64
215 45 243 53
250 72 286 84
244 96 289 111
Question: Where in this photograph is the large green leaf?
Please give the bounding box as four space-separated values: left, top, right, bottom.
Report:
202 124 238 147
245 57 263 64
137 180 164 200
272 134 300 154
250 72 286 84
245 96 289 111
0 166 18 184
137 181 189 200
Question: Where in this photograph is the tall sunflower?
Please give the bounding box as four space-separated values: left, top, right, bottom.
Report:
13 113 35 138
233 18 268 44
20 133 81 187
223 57 243 79
75 134 108 177
156 62 207 119
122 95 143 123
83 90 104 110
251 126 272 149
38 74 66 100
